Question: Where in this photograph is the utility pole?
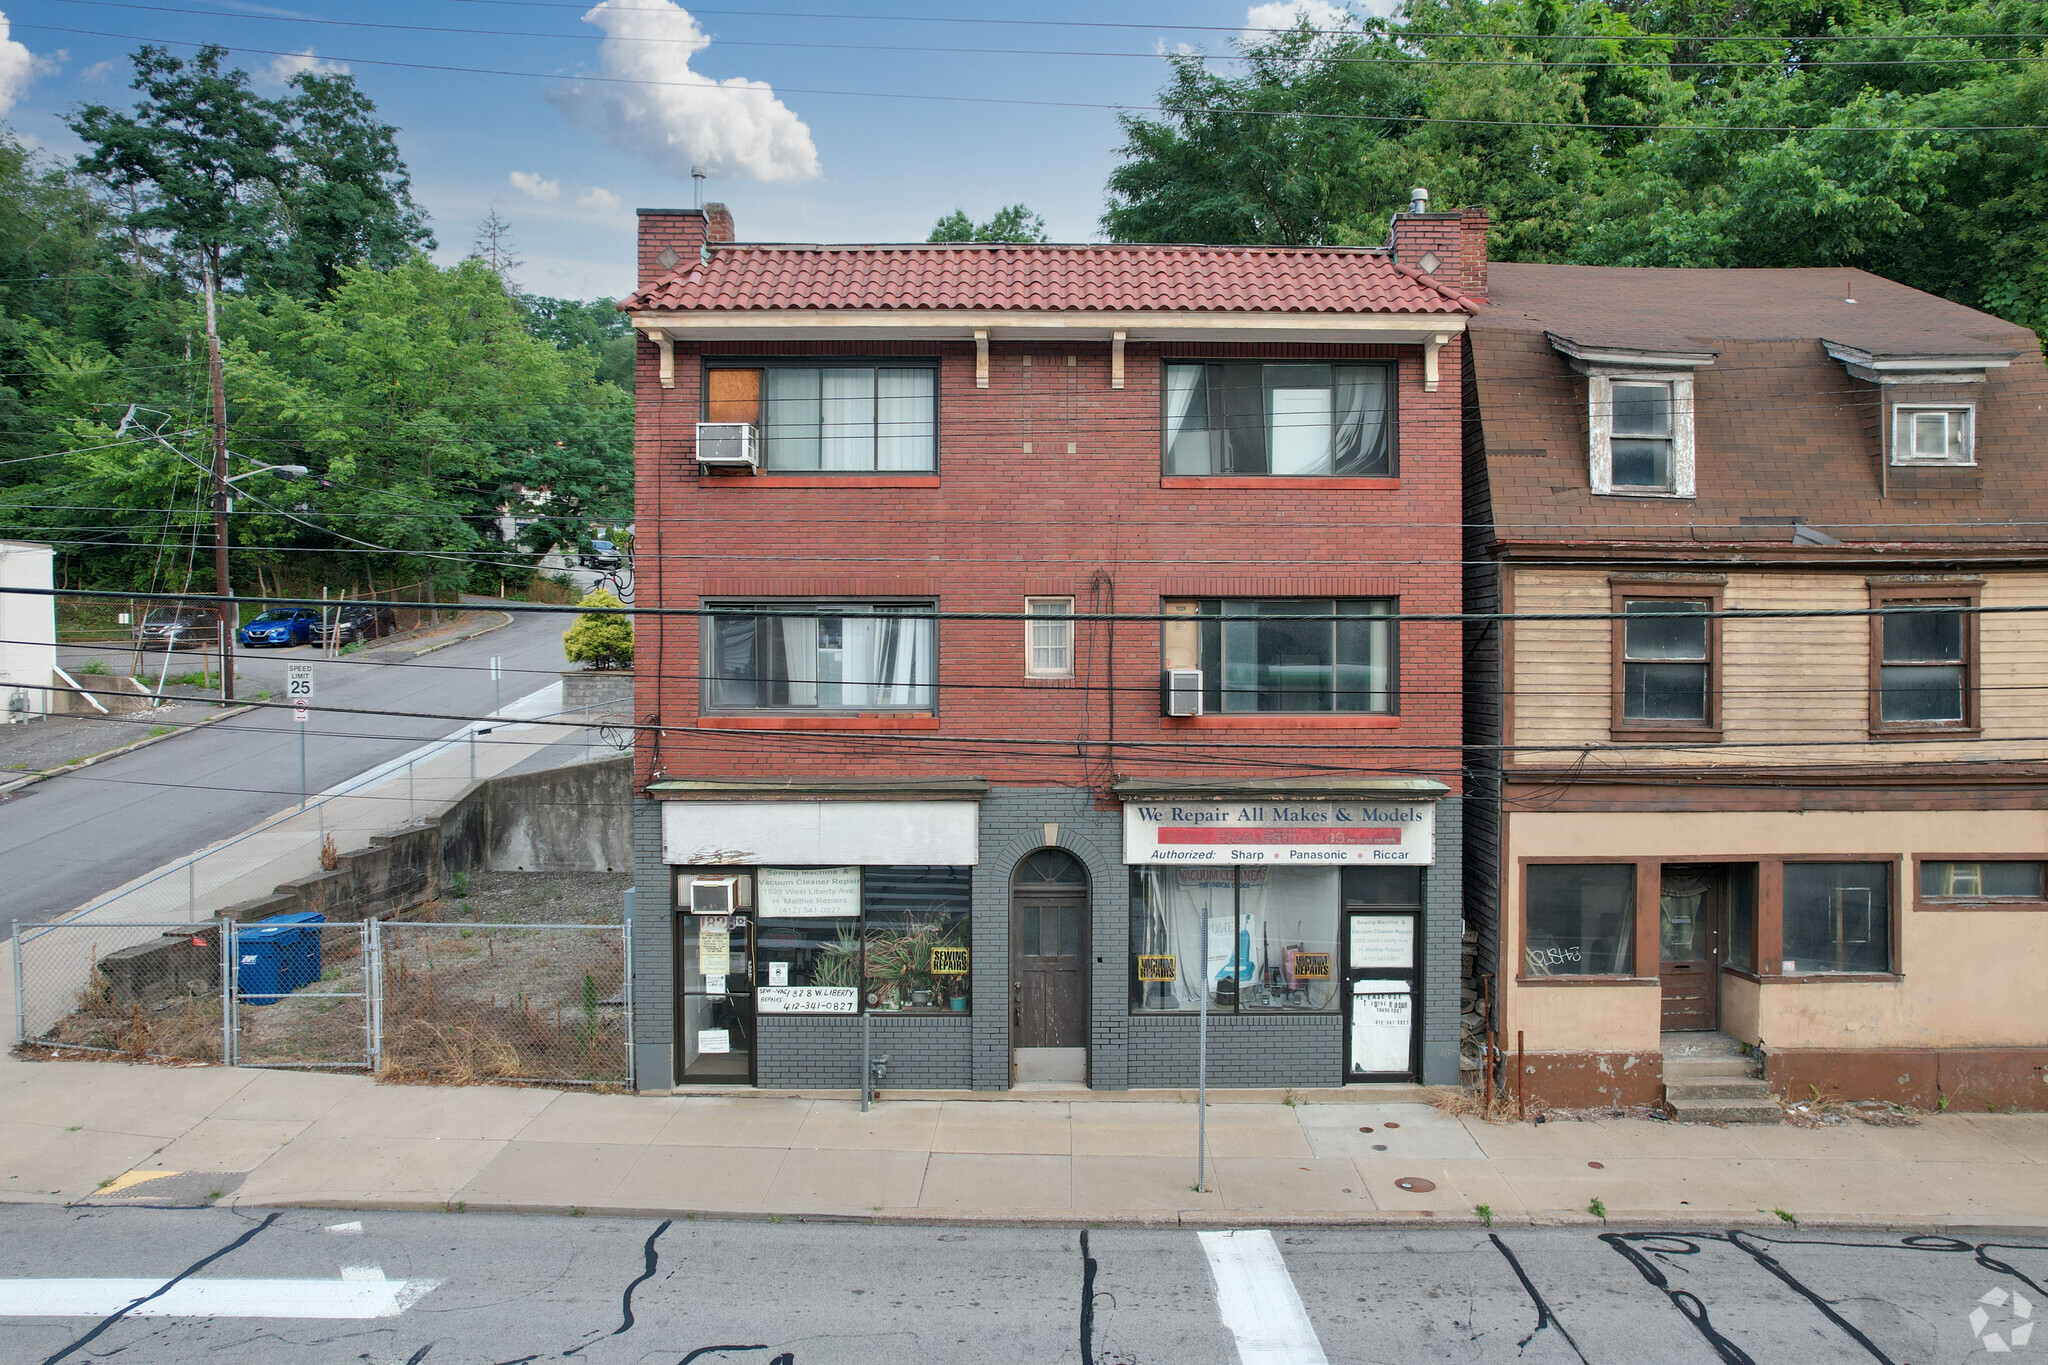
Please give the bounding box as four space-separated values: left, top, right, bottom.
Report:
204 263 235 703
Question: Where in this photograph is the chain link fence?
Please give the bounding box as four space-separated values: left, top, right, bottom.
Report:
14 915 629 1087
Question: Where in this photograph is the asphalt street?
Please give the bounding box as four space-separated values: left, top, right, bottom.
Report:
0 602 574 931
0 1207 2040 1364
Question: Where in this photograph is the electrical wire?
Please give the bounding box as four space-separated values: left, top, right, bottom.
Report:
19 21 2048 133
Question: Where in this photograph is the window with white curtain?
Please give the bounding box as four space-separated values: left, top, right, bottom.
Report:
1025 597 1074 677
706 603 936 711
1163 361 1395 476
1129 867 1343 1013
709 364 937 472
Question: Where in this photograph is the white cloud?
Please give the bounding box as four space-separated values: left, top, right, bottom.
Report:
1244 0 1396 37
547 0 819 185
510 170 562 201
80 58 119 83
577 186 624 212
264 48 350 85
0 15 46 118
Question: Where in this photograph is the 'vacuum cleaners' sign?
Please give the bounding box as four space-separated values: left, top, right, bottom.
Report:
1123 801 1435 865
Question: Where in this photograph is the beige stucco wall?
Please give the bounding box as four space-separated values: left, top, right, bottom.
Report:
1500 807 2048 1052
1508 566 2048 767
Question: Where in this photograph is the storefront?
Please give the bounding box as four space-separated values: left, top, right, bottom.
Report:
1119 784 1456 1086
640 778 1464 1091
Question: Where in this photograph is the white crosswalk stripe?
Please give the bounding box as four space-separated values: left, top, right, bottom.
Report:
1199 1229 1331 1365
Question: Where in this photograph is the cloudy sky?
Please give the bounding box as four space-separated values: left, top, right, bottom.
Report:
0 0 1379 301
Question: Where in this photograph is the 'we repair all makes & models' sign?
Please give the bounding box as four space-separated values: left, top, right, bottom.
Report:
1123 801 1435 865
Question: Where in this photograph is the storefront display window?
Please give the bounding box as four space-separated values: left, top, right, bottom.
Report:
862 866 972 1013
1129 867 1341 1012
1524 864 1635 976
1783 862 1891 974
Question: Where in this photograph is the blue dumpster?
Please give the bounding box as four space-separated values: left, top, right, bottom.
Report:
237 912 325 1005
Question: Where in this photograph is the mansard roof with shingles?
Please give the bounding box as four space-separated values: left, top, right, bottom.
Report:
1467 263 2048 550
621 241 1473 314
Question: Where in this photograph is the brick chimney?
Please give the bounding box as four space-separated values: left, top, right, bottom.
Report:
1387 189 1488 300
637 202 738 287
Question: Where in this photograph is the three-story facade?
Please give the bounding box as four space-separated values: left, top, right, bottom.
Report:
622 204 1482 1092
1465 264 2048 1110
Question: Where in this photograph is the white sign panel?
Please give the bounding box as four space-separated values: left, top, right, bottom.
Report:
756 986 859 1015
1124 801 1434 866
1349 915 1416 970
286 663 315 701
697 1028 730 1054
758 866 861 918
663 801 979 867
1350 980 1412 1075
767 961 789 987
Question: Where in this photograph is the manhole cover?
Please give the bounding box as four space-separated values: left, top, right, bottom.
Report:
1358 1126 1374 1133
1394 1177 1436 1193
1588 1161 1604 1169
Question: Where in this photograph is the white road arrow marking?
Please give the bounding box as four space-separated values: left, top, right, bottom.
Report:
1199 1229 1331 1365
0 1274 439 1319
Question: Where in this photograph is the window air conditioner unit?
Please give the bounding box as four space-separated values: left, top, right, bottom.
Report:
690 878 738 916
1162 668 1203 718
695 422 759 467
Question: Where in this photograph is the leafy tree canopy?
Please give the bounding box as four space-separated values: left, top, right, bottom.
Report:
1103 0 2048 342
928 204 1051 242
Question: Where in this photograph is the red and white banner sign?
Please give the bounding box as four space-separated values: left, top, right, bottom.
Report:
1123 801 1434 866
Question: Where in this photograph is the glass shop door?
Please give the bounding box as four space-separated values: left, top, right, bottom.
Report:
1345 910 1419 1083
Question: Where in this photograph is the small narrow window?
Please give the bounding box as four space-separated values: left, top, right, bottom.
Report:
1610 382 1673 489
1877 600 1967 725
1920 861 2045 901
1891 406 1973 466
1025 597 1074 678
1621 598 1710 725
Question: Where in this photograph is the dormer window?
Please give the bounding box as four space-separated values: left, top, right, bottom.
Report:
1890 405 1973 467
1548 334 1715 500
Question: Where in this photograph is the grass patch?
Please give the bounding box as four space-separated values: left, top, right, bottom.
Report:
78 658 110 676
148 726 173 738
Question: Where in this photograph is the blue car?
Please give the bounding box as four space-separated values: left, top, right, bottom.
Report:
237 608 320 648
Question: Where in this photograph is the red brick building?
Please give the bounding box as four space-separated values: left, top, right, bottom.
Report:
622 203 1481 1092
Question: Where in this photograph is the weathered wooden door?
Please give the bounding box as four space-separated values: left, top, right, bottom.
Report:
1011 850 1089 1049
1659 865 1722 1032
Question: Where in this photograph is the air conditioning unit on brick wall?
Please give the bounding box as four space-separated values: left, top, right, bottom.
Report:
1162 668 1203 717
694 422 758 467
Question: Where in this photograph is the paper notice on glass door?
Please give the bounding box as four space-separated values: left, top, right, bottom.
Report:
698 1029 730 1055
700 926 731 976
1350 980 1412 1075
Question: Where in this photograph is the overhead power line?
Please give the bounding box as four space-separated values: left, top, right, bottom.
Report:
43 0 2048 69
19 21 2048 133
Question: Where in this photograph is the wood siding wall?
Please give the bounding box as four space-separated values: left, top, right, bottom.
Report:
1507 566 2048 767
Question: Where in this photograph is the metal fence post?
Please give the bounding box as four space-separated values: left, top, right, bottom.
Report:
187 860 196 922
366 919 380 1072
11 920 25 1046
1196 893 1210 1194
220 919 235 1067
407 760 414 822
469 730 476 781
622 902 635 1091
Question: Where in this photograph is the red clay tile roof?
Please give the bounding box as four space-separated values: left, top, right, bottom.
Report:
622 242 1472 314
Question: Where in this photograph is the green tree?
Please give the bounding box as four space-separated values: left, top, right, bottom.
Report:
562 588 633 669
928 203 1051 242
522 294 635 389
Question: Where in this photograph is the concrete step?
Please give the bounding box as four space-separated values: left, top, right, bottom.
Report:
1667 1094 1781 1125
1663 1056 1761 1080
1667 1079 1774 1101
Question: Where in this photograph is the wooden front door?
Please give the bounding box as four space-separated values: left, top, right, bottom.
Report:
1011 850 1089 1049
1659 865 1722 1031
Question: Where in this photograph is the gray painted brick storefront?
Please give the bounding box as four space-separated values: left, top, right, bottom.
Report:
629 790 1464 1091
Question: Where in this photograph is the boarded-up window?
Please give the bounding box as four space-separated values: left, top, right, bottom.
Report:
707 367 762 425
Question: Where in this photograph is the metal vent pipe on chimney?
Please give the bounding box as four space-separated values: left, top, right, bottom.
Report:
691 165 707 209
1409 186 1431 213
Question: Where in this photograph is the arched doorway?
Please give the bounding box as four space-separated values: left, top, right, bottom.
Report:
1011 848 1090 1084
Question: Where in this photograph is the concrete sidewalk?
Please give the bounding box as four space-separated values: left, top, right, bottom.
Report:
2 1050 2042 1228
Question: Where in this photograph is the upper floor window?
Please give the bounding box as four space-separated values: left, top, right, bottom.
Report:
1164 598 1394 714
1586 372 1696 497
706 602 934 711
707 363 937 472
1615 594 1717 733
1891 405 1974 467
1163 362 1395 477
1025 597 1074 678
1870 585 1976 731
